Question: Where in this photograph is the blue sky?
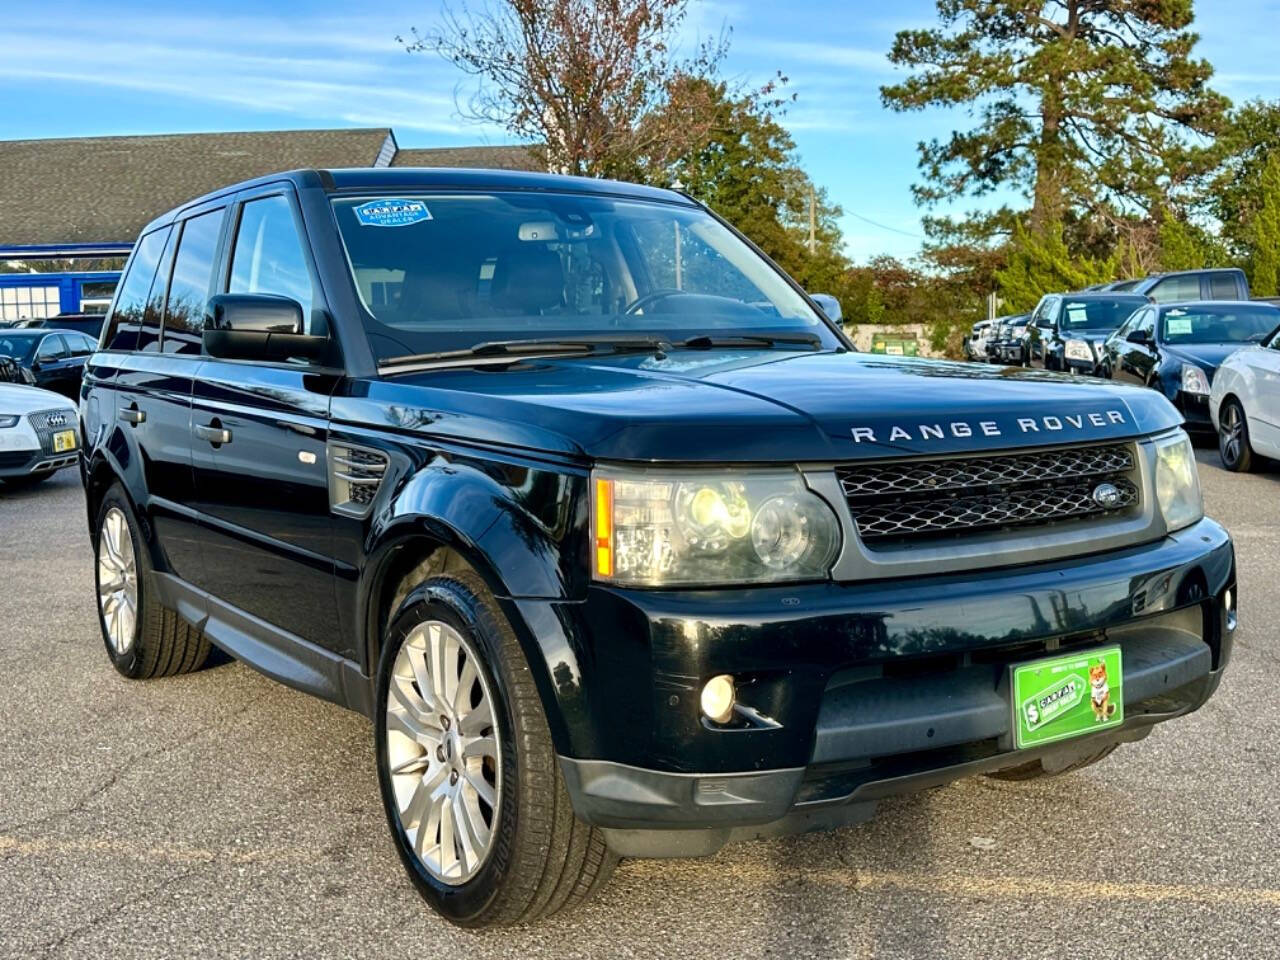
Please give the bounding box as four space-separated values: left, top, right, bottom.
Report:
1 0 1277 262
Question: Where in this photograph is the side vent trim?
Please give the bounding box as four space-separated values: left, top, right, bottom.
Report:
327 442 389 518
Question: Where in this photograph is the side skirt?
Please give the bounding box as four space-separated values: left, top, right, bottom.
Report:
152 572 375 719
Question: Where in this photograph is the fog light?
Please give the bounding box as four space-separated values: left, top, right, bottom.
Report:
700 675 735 724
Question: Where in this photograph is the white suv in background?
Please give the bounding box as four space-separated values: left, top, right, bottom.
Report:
964 320 994 361
0 383 78 488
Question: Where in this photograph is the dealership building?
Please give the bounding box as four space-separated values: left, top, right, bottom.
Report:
0 128 538 322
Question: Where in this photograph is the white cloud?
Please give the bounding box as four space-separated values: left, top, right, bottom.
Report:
733 38 891 72
0 9 476 134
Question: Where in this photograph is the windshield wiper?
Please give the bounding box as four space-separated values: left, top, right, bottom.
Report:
677 332 824 350
379 335 672 370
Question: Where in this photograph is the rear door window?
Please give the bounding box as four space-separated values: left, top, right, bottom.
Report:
228 194 318 332
164 209 225 355
36 334 66 361
102 228 170 351
1208 273 1239 299
1149 275 1200 303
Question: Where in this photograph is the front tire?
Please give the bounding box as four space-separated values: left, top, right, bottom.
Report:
375 572 616 927
1218 398 1257 472
94 484 210 679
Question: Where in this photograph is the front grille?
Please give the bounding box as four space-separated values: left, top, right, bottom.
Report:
26 409 75 456
837 442 1139 545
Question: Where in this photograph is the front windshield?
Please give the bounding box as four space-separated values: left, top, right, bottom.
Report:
330 192 835 362
1161 305 1280 344
1059 298 1145 332
0 334 38 364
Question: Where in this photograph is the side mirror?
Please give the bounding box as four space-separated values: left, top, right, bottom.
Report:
1126 329 1152 345
203 293 330 363
29 360 41 372
808 293 843 323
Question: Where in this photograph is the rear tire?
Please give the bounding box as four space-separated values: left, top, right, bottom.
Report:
375 571 616 927
94 484 210 679
1218 398 1256 472
987 742 1118 782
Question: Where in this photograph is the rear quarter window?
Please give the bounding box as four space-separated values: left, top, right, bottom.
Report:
102 228 170 351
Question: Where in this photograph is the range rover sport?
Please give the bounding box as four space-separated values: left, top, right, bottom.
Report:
79 168 1235 927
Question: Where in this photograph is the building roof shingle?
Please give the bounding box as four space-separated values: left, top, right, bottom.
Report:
390 144 543 171
0 128 395 246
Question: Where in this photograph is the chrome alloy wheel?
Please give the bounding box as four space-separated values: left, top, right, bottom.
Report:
1221 402 1244 465
385 620 502 885
97 506 138 655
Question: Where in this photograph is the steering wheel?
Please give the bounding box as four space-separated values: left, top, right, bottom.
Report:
623 289 686 316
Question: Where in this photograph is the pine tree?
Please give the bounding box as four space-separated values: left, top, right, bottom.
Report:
882 1 1227 241
994 222 1117 312
1158 212 1228 273
1252 153 1280 297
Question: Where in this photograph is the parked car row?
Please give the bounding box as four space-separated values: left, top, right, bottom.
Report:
0 328 99 399
964 266 1280 475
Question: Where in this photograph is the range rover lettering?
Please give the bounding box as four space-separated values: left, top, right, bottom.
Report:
80 168 1235 928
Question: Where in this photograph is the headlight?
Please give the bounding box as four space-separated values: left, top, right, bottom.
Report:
1064 339 1093 362
1180 363 1210 396
1154 431 1203 532
0 414 18 428
19 367 35 385
593 468 841 586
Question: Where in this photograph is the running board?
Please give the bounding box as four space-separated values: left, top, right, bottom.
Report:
151 572 374 718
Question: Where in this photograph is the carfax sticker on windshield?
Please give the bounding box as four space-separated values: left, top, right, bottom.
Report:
353 198 432 227
1166 316 1193 335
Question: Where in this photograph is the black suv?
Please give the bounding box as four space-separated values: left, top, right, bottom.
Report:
1023 292 1149 375
80 168 1235 928
1102 267 1250 303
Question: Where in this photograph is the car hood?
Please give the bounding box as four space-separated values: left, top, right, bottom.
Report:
342 350 1183 463
0 382 75 415
1163 342 1248 378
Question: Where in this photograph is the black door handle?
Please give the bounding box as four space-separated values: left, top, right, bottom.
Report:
194 422 232 445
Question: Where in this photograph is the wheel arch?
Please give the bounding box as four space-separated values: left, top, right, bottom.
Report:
358 462 589 756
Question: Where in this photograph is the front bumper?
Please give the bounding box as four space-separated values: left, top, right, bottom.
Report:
532 518 1235 856
0 449 78 477
1175 391 1213 431
996 344 1023 363
0 416 78 477
1066 356 1105 377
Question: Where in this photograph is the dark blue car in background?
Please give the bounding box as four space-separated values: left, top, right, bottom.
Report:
0 327 98 398
1101 300 1280 434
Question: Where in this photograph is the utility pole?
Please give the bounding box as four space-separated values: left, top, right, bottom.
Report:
808 186 816 254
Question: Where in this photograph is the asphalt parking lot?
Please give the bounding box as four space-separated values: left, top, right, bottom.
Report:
2 451 1278 960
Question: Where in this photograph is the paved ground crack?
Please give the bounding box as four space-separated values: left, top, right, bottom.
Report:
31 863 200 960
1 694 265 835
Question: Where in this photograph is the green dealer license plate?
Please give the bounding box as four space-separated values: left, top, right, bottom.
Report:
1012 647 1123 749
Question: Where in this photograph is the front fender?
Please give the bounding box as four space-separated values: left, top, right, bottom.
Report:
370 459 587 600
357 457 590 756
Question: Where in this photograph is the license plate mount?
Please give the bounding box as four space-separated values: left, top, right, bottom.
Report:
1012 647 1123 749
